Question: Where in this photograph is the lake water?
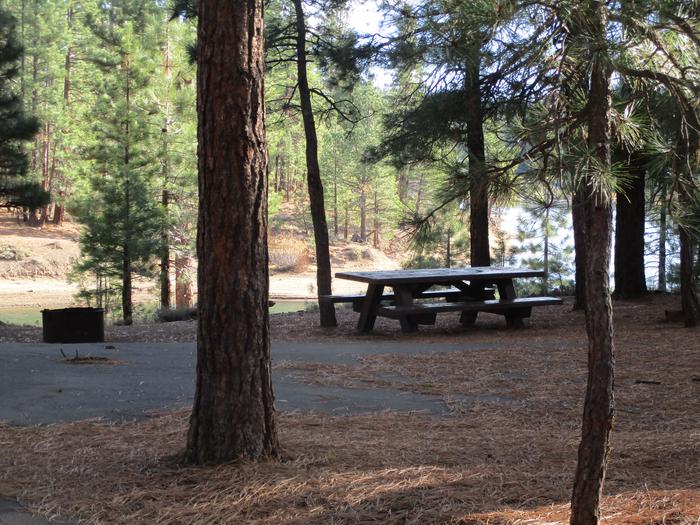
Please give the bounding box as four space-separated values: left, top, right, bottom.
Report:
0 300 313 327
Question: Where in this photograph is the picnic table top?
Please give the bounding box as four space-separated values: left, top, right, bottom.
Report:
335 266 544 285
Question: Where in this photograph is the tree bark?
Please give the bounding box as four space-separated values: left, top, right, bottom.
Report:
675 122 700 327
344 206 349 241
175 255 193 308
187 0 278 464
570 7 615 523
160 189 171 309
293 0 336 327
333 155 338 237
613 153 647 299
658 181 667 292
572 187 587 310
542 208 550 294
359 190 367 240
52 203 64 225
122 60 133 326
465 47 490 266
122 250 133 325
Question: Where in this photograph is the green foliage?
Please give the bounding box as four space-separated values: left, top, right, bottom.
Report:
0 7 47 208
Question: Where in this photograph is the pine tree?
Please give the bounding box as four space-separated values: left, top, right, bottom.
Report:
187 0 279 464
74 3 164 325
0 7 47 209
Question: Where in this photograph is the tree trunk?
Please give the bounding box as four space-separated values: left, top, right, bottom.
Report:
160 189 171 309
359 190 367 240
52 204 64 225
274 155 280 193
446 228 452 267
175 255 193 308
344 206 348 241
658 182 667 292
293 0 337 327
373 190 380 248
122 250 133 325
415 171 424 216
398 167 408 204
570 8 615 523
543 208 549 294
465 47 490 266
333 156 338 237
122 59 133 326
613 153 647 299
63 3 73 106
675 123 700 327
679 223 699 327
187 0 278 464
572 186 587 310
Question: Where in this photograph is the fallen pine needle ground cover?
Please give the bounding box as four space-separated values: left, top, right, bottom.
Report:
0 408 698 524
0 294 698 524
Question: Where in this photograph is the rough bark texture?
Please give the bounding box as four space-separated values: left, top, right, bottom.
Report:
465 50 490 266
570 8 615 523
658 182 667 292
187 0 279 464
679 222 699 327
293 0 337 327
572 187 587 310
613 153 647 299
675 125 700 327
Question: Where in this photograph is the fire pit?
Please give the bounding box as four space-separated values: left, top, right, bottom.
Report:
42 307 105 343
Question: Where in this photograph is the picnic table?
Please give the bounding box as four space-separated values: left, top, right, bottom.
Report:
325 267 562 333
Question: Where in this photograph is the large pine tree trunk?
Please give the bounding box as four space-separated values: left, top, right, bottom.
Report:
570 7 615 523
187 0 278 464
613 153 647 299
293 0 336 327
465 48 490 266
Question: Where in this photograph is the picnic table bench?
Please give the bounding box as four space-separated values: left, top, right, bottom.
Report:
323 267 563 333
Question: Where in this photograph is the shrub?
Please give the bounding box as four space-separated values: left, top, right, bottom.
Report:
0 244 27 261
269 235 309 272
157 307 198 323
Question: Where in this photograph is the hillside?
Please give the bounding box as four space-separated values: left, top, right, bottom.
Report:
0 211 405 314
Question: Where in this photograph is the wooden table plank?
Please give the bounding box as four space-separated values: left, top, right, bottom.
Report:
335 267 544 285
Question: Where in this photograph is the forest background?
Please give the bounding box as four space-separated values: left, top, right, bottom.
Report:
0 0 697 325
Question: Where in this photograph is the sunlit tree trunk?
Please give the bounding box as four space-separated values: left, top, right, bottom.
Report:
187 0 278 464
293 0 336 327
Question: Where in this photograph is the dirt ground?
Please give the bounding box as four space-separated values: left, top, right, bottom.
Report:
0 294 698 524
0 211 396 309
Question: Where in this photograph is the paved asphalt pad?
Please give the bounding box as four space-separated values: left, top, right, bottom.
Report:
0 341 494 425
0 499 58 525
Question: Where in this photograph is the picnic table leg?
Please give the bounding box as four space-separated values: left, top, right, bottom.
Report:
449 281 480 326
496 279 525 328
393 286 419 333
357 284 385 332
